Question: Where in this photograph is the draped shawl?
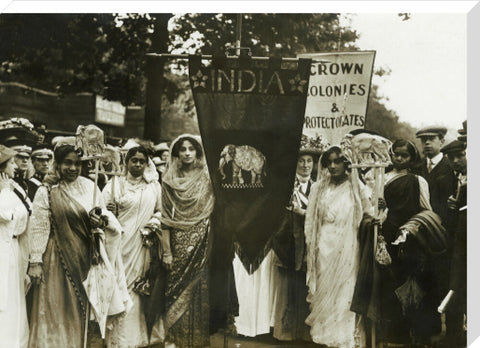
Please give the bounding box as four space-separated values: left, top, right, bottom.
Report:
161 135 214 230
50 184 93 315
304 167 367 296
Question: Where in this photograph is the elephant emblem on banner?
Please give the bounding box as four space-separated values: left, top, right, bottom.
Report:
219 145 266 187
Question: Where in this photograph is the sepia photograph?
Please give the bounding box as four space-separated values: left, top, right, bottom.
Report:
0 2 474 347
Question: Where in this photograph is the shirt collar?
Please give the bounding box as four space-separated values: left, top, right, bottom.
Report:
429 152 443 166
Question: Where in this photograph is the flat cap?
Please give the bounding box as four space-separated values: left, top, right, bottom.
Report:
32 144 54 159
441 140 466 154
416 126 447 138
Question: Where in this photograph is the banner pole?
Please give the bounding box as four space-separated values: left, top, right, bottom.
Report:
236 14 242 56
146 53 329 63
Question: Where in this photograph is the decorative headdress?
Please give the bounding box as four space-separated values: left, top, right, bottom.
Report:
299 134 330 157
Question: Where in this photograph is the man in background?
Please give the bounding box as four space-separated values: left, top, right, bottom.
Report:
27 144 53 201
441 122 467 347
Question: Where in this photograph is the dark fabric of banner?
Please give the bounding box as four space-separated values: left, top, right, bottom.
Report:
189 55 312 273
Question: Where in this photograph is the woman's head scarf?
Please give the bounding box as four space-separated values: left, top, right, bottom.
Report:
160 134 214 230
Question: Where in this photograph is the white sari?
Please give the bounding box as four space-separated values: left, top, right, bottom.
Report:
102 173 163 347
304 170 371 348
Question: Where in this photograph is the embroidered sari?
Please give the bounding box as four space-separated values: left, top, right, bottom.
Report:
161 135 215 348
28 176 126 348
304 169 371 348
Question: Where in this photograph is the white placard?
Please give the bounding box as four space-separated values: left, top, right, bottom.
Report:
299 51 376 145
95 95 126 127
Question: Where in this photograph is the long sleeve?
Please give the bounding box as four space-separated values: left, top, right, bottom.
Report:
0 188 16 222
418 175 432 210
28 186 51 263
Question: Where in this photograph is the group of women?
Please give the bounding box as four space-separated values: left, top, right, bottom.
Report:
0 131 450 348
0 134 212 348
269 138 449 348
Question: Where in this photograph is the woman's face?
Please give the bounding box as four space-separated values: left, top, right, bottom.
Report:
326 152 346 178
392 145 412 170
297 154 314 177
178 140 197 165
160 150 169 162
58 152 82 182
2 157 17 178
127 152 147 178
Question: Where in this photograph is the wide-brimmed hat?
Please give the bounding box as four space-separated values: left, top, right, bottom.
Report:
3 137 33 157
416 126 447 139
299 134 330 157
0 144 16 165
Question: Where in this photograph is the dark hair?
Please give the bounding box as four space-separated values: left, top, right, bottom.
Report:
171 136 203 159
54 145 82 164
320 146 350 170
154 149 169 158
125 146 149 165
391 139 420 166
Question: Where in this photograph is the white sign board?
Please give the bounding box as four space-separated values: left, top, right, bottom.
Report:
95 95 126 127
298 51 375 145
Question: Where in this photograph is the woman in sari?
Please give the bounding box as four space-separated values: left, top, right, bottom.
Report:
103 146 163 347
27 144 127 348
0 144 30 348
304 146 372 348
377 139 446 346
161 134 214 348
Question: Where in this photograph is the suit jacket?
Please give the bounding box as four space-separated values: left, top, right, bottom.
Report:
420 156 457 226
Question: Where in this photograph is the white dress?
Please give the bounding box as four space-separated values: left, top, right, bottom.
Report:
0 183 30 348
102 174 164 347
233 249 278 337
305 178 371 348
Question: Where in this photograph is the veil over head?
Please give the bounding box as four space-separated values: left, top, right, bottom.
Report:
160 134 214 230
304 145 370 295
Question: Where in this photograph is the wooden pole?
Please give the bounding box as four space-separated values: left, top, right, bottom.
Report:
146 52 330 63
236 14 242 56
92 159 100 207
84 303 90 348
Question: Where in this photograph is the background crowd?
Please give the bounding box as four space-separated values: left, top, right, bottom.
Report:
0 117 468 348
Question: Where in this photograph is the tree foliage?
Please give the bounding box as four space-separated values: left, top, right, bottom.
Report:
0 14 154 105
171 13 358 56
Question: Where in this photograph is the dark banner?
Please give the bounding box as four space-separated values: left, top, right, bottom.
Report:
189 55 312 273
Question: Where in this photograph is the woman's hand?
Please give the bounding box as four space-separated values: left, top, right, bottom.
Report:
0 173 11 191
28 263 43 285
162 252 173 271
89 207 108 229
378 197 387 211
291 201 305 216
106 202 118 216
